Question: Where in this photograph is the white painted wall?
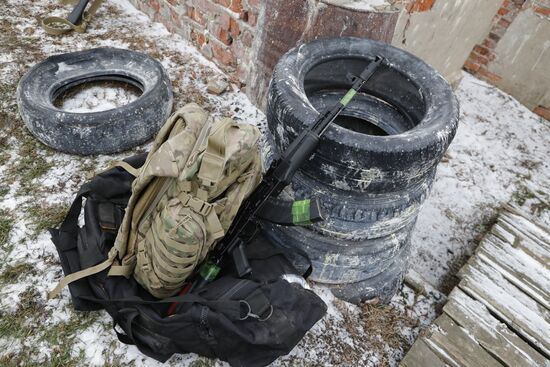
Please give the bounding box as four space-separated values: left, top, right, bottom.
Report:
391 0 502 85
486 7 550 110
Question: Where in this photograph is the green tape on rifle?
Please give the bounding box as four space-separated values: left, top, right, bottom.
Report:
340 89 357 107
292 199 312 225
199 261 221 281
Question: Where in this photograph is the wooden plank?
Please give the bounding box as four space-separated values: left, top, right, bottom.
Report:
492 221 550 269
491 222 518 245
477 236 550 310
400 339 448 367
444 288 549 367
405 269 447 301
458 256 550 357
504 204 550 237
500 209 550 250
423 313 503 367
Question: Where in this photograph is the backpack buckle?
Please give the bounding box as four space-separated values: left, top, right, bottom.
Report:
187 196 212 216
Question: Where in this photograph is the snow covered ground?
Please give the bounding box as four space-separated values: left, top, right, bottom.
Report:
0 0 549 366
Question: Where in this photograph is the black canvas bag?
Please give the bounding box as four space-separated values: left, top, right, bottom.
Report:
50 154 327 367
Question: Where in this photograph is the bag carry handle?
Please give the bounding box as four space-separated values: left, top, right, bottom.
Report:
78 288 271 321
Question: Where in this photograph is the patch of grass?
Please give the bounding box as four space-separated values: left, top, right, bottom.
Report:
512 184 536 206
0 262 36 283
0 186 9 199
472 208 501 241
0 287 46 341
0 209 14 249
25 202 68 239
0 147 10 162
320 299 419 366
0 286 98 366
189 359 217 367
1 127 55 196
439 206 502 294
360 304 418 350
78 156 100 180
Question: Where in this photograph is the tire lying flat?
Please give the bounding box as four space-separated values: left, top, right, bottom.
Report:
266 37 459 303
17 47 173 155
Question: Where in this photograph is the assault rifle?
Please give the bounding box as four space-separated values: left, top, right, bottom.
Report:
178 56 385 301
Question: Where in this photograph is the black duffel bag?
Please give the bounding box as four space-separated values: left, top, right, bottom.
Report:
49 153 327 367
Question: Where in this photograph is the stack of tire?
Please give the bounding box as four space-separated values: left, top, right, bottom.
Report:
264 38 459 304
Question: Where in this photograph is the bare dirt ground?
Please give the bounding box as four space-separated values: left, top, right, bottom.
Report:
0 0 549 366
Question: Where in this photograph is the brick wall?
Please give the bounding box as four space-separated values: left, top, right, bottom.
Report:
130 0 550 119
463 0 550 120
129 0 260 84
463 0 527 83
130 0 401 106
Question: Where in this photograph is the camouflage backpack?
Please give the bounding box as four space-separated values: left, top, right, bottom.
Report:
49 103 262 299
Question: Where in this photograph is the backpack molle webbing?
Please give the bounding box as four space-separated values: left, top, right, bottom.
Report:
49 103 262 299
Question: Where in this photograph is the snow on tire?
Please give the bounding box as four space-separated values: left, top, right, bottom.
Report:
16 47 173 155
266 37 459 303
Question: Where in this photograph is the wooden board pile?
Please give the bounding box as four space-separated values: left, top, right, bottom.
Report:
401 205 550 367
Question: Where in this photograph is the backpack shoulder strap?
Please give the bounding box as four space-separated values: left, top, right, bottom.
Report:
197 118 234 187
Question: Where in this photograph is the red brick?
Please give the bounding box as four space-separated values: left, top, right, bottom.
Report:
534 6 550 16
194 0 218 14
192 30 208 46
230 0 243 13
229 17 240 37
407 0 436 13
248 11 257 26
216 0 231 7
464 60 481 72
214 0 242 12
534 105 550 121
477 68 502 82
214 25 233 45
498 18 511 27
149 0 160 13
219 11 232 29
469 52 489 65
473 45 490 56
241 29 253 47
498 7 509 16
212 43 236 66
191 8 207 26
482 38 497 49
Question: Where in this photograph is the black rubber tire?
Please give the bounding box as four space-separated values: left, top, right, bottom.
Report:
288 169 435 240
16 47 173 155
267 37 459 193
263 220 415 304
265 37 459 304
